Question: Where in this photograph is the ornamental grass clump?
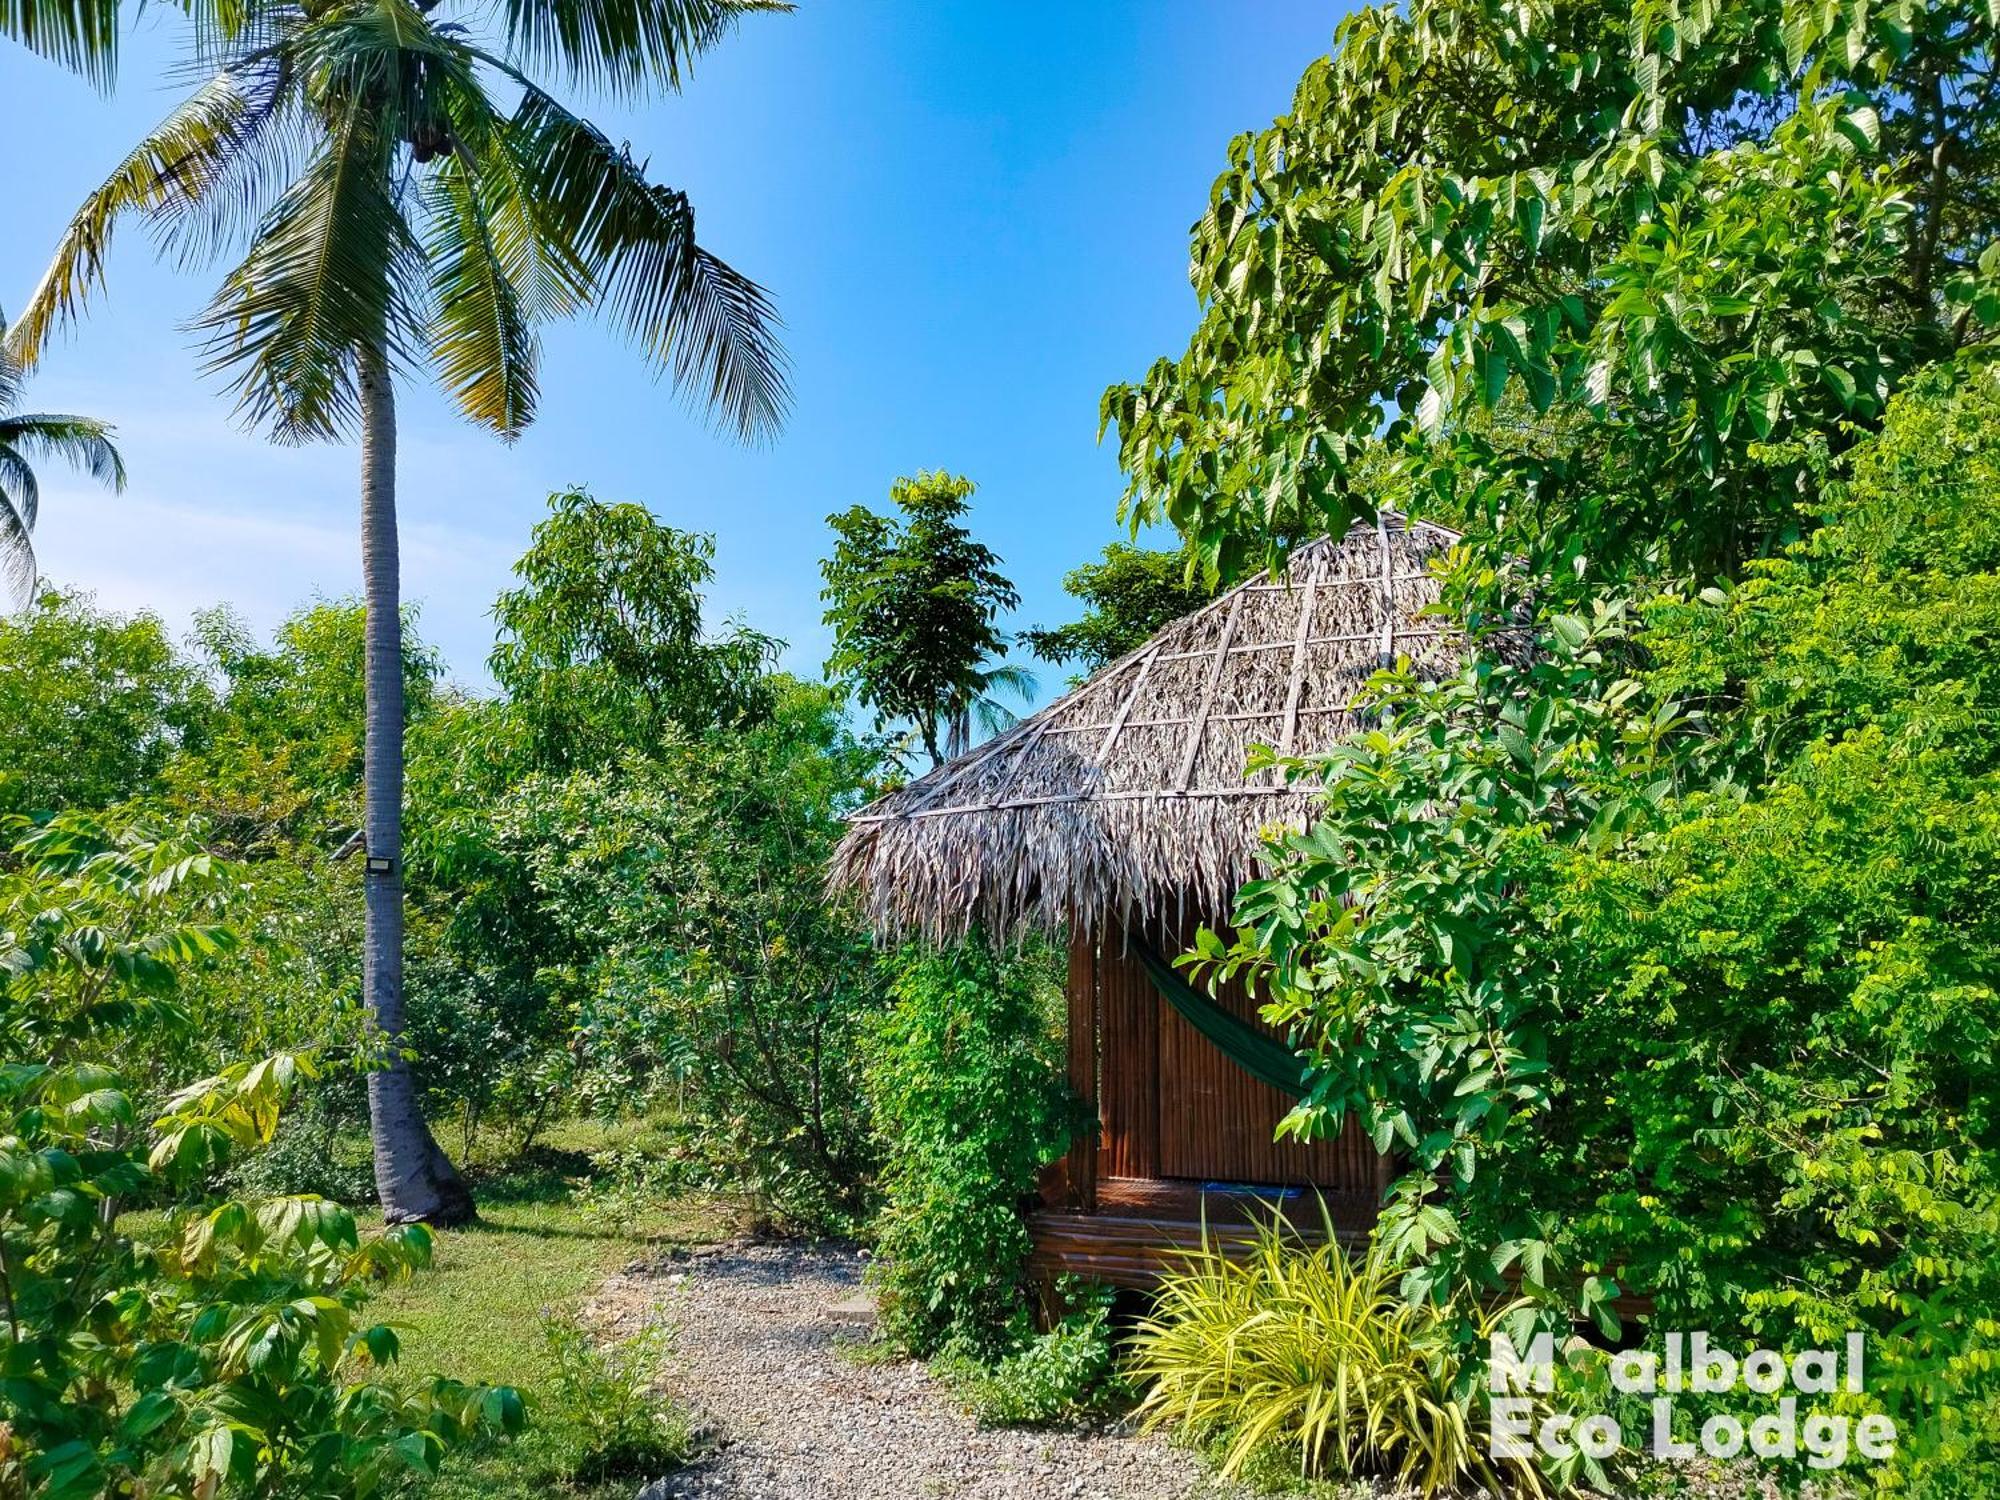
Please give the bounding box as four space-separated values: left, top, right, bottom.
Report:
1129 1217 1555 1497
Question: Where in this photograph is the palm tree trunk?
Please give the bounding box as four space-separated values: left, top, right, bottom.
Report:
359 340 475 1227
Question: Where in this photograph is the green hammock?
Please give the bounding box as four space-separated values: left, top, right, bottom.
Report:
1129 935 1311 1100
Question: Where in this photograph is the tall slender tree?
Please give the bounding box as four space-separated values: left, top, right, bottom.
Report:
820 471 1031 769
0 309 126 606
6 0 789 1223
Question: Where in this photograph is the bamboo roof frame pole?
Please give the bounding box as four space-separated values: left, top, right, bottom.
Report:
1090 649 1158 765
1376 512 1398 670
1277 552 1328 760
1176 590 1248 792
901 636 1152 813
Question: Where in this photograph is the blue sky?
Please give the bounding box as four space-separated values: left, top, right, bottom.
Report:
2 2 1336 696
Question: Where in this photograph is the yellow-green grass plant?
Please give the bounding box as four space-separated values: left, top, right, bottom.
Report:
1128 1213 1557 1497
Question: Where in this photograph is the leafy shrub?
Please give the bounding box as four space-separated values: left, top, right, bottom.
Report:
224 1086 377 1202
1193 366 2000 1492
0 815 524 1499
537 1313 694 1482
577 1144 689 1235
490 679 890 1231
940 1279 1132 1428
1130 1219 1560 1497
864 938 1079 1358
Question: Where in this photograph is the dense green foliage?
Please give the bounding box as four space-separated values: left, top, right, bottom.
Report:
863 940 1076 1359
489 488 779 772
488 679 886 1227
1191 366 2000 1491
0 591 203 820
0 489 897 1238
8 0 791 1226
936 1280 1129 1428
0 816 522 1500
821 471 1032 765
171 601 443 855
1104 0 2000 584
1021 542 1214 677
1099 3 2000 1488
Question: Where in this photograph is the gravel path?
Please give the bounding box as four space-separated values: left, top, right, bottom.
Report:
591 1240 1252 1500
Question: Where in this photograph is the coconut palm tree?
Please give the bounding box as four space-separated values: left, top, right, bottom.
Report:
940 658 1035 761
0 308 126 606
6 0 789 1223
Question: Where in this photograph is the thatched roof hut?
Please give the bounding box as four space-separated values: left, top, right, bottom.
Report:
829 514 1493 1291
830 513 1470 943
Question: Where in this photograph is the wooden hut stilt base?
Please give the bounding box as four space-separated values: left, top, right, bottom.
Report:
1028 1176 1375 1290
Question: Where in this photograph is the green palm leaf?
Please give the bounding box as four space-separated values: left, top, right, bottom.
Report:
0 0 120 85
508 87 789 439
5 68 278 373
503 0 788 98
0 442 39 601
194 95 423 441
0 309 124 606
0 415 128 492
423 157 539 434
460 128 594 323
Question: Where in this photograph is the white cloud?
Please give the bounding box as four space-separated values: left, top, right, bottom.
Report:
25 395 531 687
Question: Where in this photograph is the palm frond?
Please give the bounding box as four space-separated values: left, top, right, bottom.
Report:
171 0 303 70
421 156 539 434
459 127 593 324
978 661 1038 700
292 0 479 134
151 69 320 278
0 442 39 607
0 0 120 87
6 69 273 373
0 310 20 413
0 441 40 533
193 94 423 442
502 0 787 99
964 696 1017 742
503 86 789 439
0 414 127 491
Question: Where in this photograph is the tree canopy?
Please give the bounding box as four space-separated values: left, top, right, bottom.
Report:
0 590 202 819
490 487 779 771
1104 0 2000 585
1021 542 1215 677
820 471 1030 765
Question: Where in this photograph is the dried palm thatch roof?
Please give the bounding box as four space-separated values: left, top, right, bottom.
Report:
830 514 1479 942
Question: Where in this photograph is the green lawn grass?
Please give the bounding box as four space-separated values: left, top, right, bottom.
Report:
368 1129 739 1500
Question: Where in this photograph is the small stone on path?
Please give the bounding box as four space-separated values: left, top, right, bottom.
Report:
825 1291 876 1327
